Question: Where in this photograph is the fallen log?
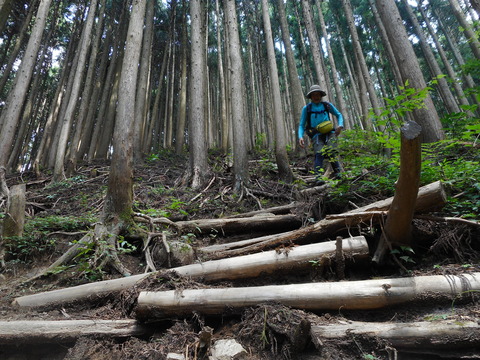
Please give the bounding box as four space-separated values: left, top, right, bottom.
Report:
200 181 446 258
135 272 480 319
12 237 368 308
174 213 302 235
0 320 148 344
311 320 480 351
225 202 298 218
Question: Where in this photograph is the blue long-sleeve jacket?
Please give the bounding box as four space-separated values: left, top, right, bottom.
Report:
298 102 344 139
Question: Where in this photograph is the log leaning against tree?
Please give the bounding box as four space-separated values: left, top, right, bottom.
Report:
200 181 446 259
12 237 368 308
135 272 480 319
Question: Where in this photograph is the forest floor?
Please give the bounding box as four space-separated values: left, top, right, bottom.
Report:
0 150 479 360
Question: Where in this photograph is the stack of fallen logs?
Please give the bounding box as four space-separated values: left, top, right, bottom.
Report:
3 181 480 356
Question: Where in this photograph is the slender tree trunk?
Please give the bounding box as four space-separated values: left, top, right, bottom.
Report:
189 0 210 189
300 0 327 89
261 0 293 183
52 0 99 181
133 0 154 162
224 0 249 192
447 0 480 59
315 0 349 127
0 0 52 170
175 0 188 155
103 0 146 223
418 4 471 110
401 0 460 114
375 0 444 143
67 0 107 173
341 0 381 123
215 0 228 153
0 0 36 95
277 0 305 135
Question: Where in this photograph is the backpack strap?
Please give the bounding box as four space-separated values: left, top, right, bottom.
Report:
305 102 332 138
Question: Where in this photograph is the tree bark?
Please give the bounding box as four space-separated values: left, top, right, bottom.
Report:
2 184 26 238
383 121 422 246
135 272 480 318
300 0 327 89
315 0 349 125
447 0 480 59
224 0 249 192
276 0 305 140
52 0 99 182
311 320 480 352
342 0 381 123
418 3 472 111
172 213 302 236
375 0 444 143
133 0 154 162
189 0 210 189
13 238 368 308
0 0 53 170
261 0 293 183
175 0 188 155
0 320 148 344
200 181 446 259
401 0 461 114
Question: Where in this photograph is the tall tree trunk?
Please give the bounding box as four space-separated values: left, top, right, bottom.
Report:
418 3 471 110
447 0 480 59
261 0 293 183
133 0 154 162
189 0 210 189
0 0 52 171
52 0 99 182
215 0 228 153
300 0 327 89
103 0 146 224
401 0 460 115
0 0 36 96
67 0 107 174
375 0 444 143
341 0 381 124
175 0 188 155
430 4 479 110
315 0 349 127
224 0 249 192
276 0 305 135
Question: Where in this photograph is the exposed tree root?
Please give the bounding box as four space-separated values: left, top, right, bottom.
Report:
24 223 134 283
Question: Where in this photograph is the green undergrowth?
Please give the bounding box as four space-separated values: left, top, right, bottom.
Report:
4 214 95 264
328 127 479 219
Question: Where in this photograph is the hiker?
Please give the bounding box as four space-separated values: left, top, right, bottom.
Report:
298 85 344 185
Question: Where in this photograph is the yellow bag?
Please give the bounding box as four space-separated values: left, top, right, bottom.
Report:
316 120 333 134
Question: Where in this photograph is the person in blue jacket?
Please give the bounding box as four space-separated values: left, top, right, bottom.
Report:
298 85 344 185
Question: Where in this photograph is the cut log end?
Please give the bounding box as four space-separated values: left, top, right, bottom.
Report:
401 120 422 140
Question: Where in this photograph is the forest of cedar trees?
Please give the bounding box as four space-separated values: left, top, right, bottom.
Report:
0 0 480 359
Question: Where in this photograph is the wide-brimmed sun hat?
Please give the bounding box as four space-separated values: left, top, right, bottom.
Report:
306 85 327 98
